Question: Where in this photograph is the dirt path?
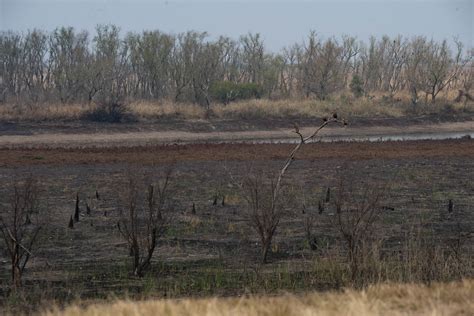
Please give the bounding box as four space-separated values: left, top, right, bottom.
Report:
0 121 472 148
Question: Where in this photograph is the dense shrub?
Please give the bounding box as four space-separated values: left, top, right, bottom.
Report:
81 102 136 123
210 82 263 105
350 75 364 98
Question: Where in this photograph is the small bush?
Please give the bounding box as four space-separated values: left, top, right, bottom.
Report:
350 75 364 98
82 102 136 123
210 82 263 105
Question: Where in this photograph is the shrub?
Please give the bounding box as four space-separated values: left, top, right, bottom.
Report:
117 168 175 277
350 75 364 98
82 101 135 123
0 176 42 289
210 82 262 105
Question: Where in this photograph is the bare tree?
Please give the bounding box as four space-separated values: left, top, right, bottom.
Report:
243 115 345 263
240 33 265 84
2 27 471 106
0 176 42 289
48 27 91 103
332 176 385 282
281 44 300 97
0 32 23 101
421 39 466 103
381 35 408 98
117 169 173 277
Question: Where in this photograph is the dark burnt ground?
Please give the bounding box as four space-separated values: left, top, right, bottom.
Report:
1 139 473 167
0 139 473 311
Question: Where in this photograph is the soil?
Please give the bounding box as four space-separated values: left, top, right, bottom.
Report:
0 138 473 168
0 120 473 312
0 120 472 149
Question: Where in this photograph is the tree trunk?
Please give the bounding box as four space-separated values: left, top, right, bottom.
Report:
261 238 271 264
12 249 22 289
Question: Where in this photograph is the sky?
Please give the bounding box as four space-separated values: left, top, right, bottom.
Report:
1 0 472 51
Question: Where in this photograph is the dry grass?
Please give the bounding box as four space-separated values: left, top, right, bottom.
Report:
130 100 206 120
0 95 472 122
0 103 94 121
43 279 474 316
212 97 405 119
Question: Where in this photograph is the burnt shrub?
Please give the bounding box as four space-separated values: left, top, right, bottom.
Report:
82 101 136 123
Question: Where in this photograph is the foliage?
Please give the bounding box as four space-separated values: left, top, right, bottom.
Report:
349 75 364 98
210 81 263 104
0 27 469 107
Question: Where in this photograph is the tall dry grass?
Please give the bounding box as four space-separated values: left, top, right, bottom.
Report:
0 103 94 121
212 97 405 119
43 279 474 316
1 95 472 122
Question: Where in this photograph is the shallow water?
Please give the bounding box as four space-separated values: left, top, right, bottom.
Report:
194 131 474 145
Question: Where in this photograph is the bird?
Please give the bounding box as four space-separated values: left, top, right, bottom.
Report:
332 112 338 119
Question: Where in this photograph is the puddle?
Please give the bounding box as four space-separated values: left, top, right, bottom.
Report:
188 131 474 145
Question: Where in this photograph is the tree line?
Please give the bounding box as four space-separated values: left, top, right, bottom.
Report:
1 25 472 107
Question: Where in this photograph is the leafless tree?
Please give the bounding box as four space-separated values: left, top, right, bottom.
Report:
0 176 42 289
240 33 265 84
281 44 300 97
117 168 174 277
420 39 467 103
381 35 408 98
332 176 386 282
1 27 471 105
243 115 345 263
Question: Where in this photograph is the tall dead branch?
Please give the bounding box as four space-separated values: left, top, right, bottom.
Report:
244 115 345 263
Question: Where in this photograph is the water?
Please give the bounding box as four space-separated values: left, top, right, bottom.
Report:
190 131 474 145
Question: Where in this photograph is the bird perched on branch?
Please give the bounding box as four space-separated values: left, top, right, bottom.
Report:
332 112 338 119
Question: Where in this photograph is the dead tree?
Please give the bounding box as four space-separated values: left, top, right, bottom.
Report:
454 90 473 103
117 169 173 277
243 116 345 263
68 215 74 228
333 177 385 282
0 176 42 289
74 193 80 222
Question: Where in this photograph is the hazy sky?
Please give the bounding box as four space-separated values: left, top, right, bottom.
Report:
1 0 472 51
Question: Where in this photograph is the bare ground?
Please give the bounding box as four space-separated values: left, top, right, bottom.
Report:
0 121 472 149
0 122 473 313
